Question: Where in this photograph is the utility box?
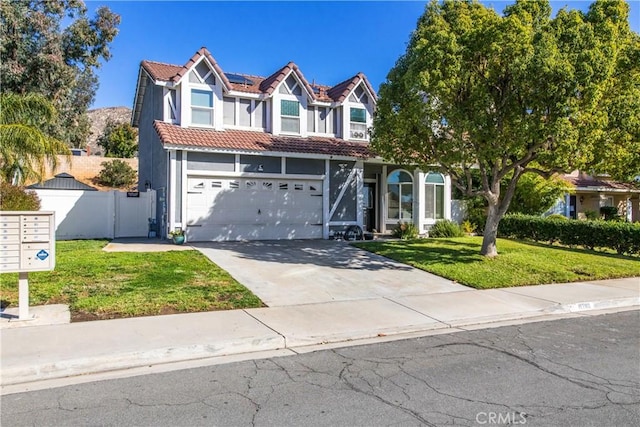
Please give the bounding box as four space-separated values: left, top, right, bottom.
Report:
0 211 55 273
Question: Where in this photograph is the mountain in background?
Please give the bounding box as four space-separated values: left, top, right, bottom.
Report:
86 106 132 155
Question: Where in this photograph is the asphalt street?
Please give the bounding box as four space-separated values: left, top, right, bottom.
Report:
2 310 639 426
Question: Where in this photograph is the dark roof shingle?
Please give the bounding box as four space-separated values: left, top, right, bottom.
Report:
27 173 98 191
564 175 639 192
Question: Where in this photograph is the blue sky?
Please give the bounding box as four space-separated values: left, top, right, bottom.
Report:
87 0 640 110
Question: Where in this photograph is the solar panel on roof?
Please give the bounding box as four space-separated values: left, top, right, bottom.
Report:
225 73 254 86
312 86 321 94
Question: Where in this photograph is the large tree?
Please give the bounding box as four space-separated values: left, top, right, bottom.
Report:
0 0 120 148
0 93 70 185
372 0 639 256
97 119 138 158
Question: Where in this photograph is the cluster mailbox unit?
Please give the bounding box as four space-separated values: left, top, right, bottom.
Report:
0 211 56 320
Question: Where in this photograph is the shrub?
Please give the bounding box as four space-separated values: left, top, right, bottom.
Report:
461 219 477 234
392 221 419 240
429 219 464 238
546 214 569 221
0 183 41 210
600 206 621 221
498 214 640 255
584 210 599 220
97 160 137 188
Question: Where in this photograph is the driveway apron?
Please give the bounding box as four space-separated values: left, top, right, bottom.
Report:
193 240 468 306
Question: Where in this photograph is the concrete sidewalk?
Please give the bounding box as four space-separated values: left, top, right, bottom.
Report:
1 277 638 390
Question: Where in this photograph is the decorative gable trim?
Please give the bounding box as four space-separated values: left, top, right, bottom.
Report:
259 62 316 100
172 47 232 91
327 73 378 103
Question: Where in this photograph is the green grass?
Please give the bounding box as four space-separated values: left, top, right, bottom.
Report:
354 237 640 289
0 240 263 321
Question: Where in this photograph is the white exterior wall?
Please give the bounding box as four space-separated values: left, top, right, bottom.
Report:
34 190 156 240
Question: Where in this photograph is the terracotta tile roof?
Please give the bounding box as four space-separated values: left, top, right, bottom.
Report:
224 73 266 95
563 175 640 192
327 72 378 102
139 47 377 102
154 121 373 158
141 60 182 81
258 62 317 99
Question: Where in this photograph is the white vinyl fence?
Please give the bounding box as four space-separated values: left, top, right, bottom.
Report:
451 199 467 224
34 189 156 240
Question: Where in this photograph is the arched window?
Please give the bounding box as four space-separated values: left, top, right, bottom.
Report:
387 170 413 220
425 172 445 219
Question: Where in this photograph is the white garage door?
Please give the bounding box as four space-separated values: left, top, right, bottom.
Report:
186 177 323 241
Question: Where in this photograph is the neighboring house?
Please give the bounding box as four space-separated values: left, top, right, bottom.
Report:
548 171 640 222
132 47 452 241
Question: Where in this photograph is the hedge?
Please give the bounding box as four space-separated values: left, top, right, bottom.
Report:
498 214 640 255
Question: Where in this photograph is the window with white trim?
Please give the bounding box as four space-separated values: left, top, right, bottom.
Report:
167 89 177 122
223 97 266 129
223 97 235 125
307 106 315 132
191 89 213 126
350 107 367 140
281 99 300 133
424 172 445 220
387 170 413 220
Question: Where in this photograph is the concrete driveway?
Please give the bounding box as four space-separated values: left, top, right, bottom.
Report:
193 240 468 306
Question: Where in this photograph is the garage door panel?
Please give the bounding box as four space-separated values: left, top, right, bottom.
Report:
187 177 323 241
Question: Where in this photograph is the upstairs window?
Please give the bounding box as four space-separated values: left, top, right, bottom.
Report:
191 89 213 126
424 172 445 220
350 107 367 140
166 89 177 122
318 107 333 134
281 100 300 133
223 97 235 125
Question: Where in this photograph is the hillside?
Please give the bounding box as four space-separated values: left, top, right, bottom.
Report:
86 107 132 155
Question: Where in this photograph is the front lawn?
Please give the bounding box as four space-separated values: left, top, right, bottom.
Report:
354 237 640 289
0 240 263 321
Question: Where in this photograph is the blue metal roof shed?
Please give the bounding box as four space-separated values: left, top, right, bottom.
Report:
27 173 98 191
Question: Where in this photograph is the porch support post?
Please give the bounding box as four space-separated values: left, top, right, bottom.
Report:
18 272 30 320
417 170 426 233
168 150 177 234
565 193 571 218
322 159 330 239
181 150 188 229
355 160 364 228
381 165 388 233
444 175 452 221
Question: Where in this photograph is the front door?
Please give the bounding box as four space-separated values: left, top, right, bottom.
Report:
569 195 577 219
363 182 376 232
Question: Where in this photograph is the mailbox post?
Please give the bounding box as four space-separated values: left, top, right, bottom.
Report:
0 211 56 320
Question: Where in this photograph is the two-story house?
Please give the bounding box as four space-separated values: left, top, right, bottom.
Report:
132 47 452 241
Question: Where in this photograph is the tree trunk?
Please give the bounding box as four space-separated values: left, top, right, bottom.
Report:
481 203 501 257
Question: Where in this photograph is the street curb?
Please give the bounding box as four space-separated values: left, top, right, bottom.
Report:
1 301 638 388
0 336 285 387
555 297 640 313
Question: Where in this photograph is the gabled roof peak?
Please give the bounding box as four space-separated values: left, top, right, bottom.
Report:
137 49 377 103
